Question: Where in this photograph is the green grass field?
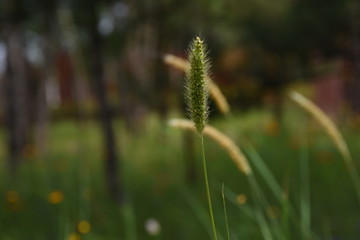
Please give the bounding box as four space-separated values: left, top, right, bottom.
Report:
1 106 360 239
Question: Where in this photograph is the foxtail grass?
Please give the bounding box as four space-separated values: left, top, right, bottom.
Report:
185 37 217 240
168 119 251 175
289 91 360 204
169 119 290 238
289 91 351 163
185 37 209 135
164 54 230 115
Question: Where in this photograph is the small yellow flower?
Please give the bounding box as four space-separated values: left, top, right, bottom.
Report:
78 221 91 234
6 190 20 203
236 194 247 205
266 205 279 219
48 191 64 204
315 150 334 164
68 233 81 240
264 120 279 136
5 190 23 212
22 144 37 159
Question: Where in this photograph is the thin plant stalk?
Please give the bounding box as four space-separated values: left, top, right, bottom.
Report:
201 136 218 240
300 134 311 240
222 183 231 240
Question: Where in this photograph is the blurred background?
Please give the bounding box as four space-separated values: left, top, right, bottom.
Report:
1 0 360 239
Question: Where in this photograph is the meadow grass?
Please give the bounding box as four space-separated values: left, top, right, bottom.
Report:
290 91 360 205
0 105 359 239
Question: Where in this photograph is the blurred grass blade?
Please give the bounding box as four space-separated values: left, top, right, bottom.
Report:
322 217 332 240
254 209 274 240
122 202 137 240
243 140 319 239
222 183 231 240
219 184 254 220
243 142 282 201
180 187 224 240
247 175 287 240
247 175 273 240
220 183 274 240
279 190 290 239
300 137 311 239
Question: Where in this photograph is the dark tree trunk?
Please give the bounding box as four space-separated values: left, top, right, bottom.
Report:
4 26 29 173
34 34 53 156
345 1 360 113
88 2 124 205
57 7 91 123
153 5 169 119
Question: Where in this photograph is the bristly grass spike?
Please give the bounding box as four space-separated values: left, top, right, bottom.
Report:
185 36 210 135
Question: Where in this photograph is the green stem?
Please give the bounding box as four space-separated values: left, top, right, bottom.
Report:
222 183 231 240
200 135 218 240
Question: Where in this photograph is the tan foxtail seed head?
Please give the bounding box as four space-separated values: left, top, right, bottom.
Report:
289 91 352 165
168 119 252 175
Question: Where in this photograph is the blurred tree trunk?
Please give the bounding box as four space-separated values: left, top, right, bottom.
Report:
88 1 124 205
153 4 169 119
118 54 147 134
57 7 91 122
345 1 360 113
34 15 55 156
32 64 49 157
127 1 169 119
4 26 29 173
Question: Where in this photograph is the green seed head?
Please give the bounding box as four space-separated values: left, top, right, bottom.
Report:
185 36 210 135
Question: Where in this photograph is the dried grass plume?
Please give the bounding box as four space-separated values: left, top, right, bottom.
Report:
168 118 252 175
289 91 351 165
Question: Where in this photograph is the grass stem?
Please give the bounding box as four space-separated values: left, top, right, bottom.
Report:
222 183 231 240
201 135 218 240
